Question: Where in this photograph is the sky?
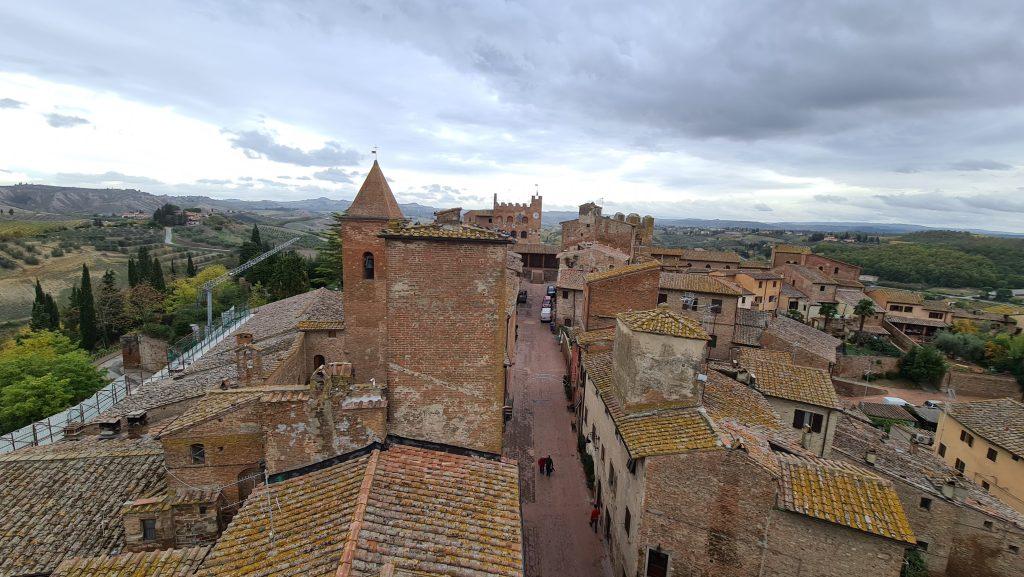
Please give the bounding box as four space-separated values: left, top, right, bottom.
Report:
1 1 1024 231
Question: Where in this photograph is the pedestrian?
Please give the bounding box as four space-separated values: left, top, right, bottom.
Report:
589 506 600 532
537 456 547 475
545 454 554 476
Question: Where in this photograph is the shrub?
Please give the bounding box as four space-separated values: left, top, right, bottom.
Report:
21 255 39 265
900 346 948 386
50 248 64 257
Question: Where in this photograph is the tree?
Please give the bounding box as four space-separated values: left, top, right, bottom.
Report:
137 246 152 283
312 212 344 288
77 264 98 351
785 309 804 322
127 257 138 287
269 251 309 299
30 279 48 330
819 302 838 331
995 288 1013 302
901 549 927 577
854 298 876 333
96 270 126 347
186 253 197 277
44 293 60 330
900 346 948 386
150 258 166 292
250 224 262 247
123 283 165 328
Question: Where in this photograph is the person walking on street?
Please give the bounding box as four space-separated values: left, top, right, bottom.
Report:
589 506 600 532
545 454 554 476
537 456 547 475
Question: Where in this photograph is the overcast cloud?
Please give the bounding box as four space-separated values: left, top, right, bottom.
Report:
0 1 1022 231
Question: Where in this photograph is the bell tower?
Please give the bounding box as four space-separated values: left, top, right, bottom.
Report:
340 160 404 384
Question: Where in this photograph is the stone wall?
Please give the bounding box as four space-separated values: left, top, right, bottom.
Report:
831 377 888 398
385 239 508 455
943 370 1021 399
764 510 905 577
834 355 900 379
139 334 168 373
759 330 831 370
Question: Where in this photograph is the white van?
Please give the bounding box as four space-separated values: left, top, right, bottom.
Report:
540 307 552 323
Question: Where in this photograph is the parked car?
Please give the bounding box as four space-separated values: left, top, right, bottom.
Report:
546 285 556 297
542 295 552 308
882 396 909 406
923 400 943 409
517 290 528 303
540 307 552 322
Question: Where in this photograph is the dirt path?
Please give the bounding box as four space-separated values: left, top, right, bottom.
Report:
504 282 611 577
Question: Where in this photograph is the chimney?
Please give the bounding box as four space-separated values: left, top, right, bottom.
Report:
63 421 86 441
940 480 955 500
433 207 462 225
126 411 147 438
235 332 254 347
98 418 122 439
865 449 877 465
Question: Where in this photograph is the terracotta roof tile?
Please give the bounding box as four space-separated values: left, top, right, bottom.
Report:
866 287 924 305
150 390 262 438
947 398 1024 456
776 453 916 544
556 268 587 291
617 308 709 340
884 314 948 328
659 272 742 296
763 315 841 364
575 328 615 346
584 260 660 283
52 547 211 577
858 402 917 422
642 247 741 263
745 360 841 409
737 348 792 365
702 372 782 429
582 352 719 458
297 320 345 331
345 161 404 220
380 223 513 243
0 439 167 577
774 244 810 254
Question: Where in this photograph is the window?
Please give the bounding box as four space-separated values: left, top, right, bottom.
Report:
768 295 776 302
819 285 826 292
938 443 947 456
609 463 617 488
1010 544 1020 554
955 458 966 473
982 481 991 491
709 335 718 348
960 430 974 447
917 541 929 552
984 520 994 530
564 318 573 327
758 281 763 288
792 409 823 433
562 290 569 299
710 299 722 313
772 281 778 287
890 304 902 312
833 267 839 274
190 443 205 465
789 300 799 311
141 518 157 541
919 497 932 510
685 298 699 311
362 252 375 279
987 448 998 462
520 231 527 238
199 505 208 514
905 306 914 313
624 507 632 536
657 292 668 304
646 548 669 577
929 312 945 320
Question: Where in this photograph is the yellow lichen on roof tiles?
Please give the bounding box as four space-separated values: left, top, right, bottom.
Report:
776 454 916 544
380 223 512 242
617 308 709 340
774 244 811 254
576 328 615 346
581 351 718 458
297 320 344 331
584 260 660 283
866 287 924 305
52 547 211 577
659 272 742 296
703 372 782 429
737 348 793 365
746 360 841 409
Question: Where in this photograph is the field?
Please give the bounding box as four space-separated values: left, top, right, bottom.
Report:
0 219 85 241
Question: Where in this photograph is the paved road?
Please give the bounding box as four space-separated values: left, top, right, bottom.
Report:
504 282 611 577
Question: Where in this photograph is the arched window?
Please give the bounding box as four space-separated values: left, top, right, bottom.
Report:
313 354 325 369
190 443 206 465
363 252 375 279
506 216 514 225
520 231 527 238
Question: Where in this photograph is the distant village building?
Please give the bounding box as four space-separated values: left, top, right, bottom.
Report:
560 202 653 257
463 192 543 242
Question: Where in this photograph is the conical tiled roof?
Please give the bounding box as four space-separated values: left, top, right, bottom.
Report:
346 160 404 219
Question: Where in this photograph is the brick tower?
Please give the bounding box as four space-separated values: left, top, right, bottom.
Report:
340 160 404 384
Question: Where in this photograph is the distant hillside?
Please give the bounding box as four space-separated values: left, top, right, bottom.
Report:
0 185 439 221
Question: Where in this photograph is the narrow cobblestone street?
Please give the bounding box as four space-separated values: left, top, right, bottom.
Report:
504 282 612 577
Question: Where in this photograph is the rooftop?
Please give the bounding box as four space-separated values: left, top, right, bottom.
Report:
575 327 615 346
774 244 810 254
150 389 264 438
380 222 513 243
764 315 841 365
884 314 949 328
556 268 587 291
779 283 808 299
644 247 741 263
867 287 924 305
857 402 917 422
584 260 660 283
617 308 709 340
345 160 404 220
659 272 742 296
782 264 838 285
511 242 560 255
744 359 841 409
835 288 882 312
0 438 167 577
737 269 784 281
582 351 719 458
737 348 793 365
776 453 916 544
733 308 772 347
196 443 522 577
52 547 210 577
947 398 1024 457
702 372 783 429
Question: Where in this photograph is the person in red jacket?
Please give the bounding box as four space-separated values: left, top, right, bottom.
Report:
589 506 601 532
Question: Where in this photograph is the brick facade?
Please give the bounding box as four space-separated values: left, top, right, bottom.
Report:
583 267 660 331
561 203 649 256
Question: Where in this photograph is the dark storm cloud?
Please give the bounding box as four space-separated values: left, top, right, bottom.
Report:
226 130 361 167
0 98 24 108
947 159 1013 171
45 113 89 127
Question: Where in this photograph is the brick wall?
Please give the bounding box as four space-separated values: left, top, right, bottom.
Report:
804 254 862 283
834 355 900 379
943 370 1022 399
583 268 659 331
301 330 347 379
341 217 391 384
385 239 508 454
759 331 831 370
139 334 168 373
661 290 738 361
764 510 905 577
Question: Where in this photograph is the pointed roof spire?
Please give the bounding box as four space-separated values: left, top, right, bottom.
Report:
346 160 404 219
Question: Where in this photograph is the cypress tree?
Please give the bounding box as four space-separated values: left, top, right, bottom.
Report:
170 258 177 276
30 279 47 330
128 257 138 287
33 278 44 303
78 264 98 350
137 246 151 282
186 253 197 277
250 224 262 248
150 259 166 291
44 293 60 330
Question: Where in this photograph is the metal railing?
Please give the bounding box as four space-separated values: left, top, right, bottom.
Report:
167 305 251 371
0 306 255 454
